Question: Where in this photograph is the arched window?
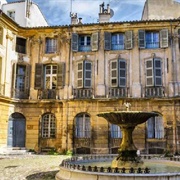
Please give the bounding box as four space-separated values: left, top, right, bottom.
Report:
75 113 91 138
110 124 122 138
147 116 164 139
41 113 56 138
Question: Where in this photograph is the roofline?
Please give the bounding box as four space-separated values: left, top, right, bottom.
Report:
23 18 180 29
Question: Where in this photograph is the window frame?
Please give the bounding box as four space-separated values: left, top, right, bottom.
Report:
110 124 122 138
77 60 92 89
147 116 164 139
145 58 162 87
41 113 56 138
75 113 91 138
110 59 126 88
45 37 57 54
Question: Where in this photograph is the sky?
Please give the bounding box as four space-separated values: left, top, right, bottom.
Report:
6 0 180 26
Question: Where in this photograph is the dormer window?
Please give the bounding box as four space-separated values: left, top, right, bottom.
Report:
7 10 15 20
72 33 98 52
45 38 57 54
16 37 26 54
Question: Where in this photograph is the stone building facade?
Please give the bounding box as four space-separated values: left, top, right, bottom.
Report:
0 1 180 155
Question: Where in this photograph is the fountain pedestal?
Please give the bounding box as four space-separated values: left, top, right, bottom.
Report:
111 125 143 168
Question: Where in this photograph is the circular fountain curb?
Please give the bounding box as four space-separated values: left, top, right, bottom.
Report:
55 155 180 180
56 166 180 180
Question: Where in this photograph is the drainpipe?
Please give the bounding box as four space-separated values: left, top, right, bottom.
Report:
173 101 177 154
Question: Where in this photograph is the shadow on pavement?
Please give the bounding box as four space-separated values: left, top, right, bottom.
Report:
26 170 58 180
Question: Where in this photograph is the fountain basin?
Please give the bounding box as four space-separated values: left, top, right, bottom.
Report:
55 155 180 180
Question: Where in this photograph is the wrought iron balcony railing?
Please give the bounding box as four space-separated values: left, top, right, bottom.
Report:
145 87 165 97
73 88 93 99
38 89 57 99
12 88 29 99
108 87 127 98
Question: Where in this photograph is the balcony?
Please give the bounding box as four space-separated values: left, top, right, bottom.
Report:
108 87 127 98
12 88 29 99
38 89 57 99
73 88 93 99
145 87 165 97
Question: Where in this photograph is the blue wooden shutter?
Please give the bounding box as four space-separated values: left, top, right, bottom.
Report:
84 61 92 88
145 59 154 87
77 61 83 88
125 31 133 50
91 32 99 51
72 33 78 52
34 63 43 89
138 30 145 48
110 60 118 87
154 58 162 86
160 29 168 48
119 60 126 87
104 32 111 50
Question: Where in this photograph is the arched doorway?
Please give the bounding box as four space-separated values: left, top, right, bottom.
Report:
7 113 26 147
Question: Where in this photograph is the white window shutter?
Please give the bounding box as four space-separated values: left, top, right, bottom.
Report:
84 61 92 88
12 63 17 91
104 32 111 50
72 33 78 52
160 29 168 48
147 117 154 138
110 60 118 87
77 61 83 88
91 32 99 51
145 59 154 87
138 30 145 48
155 116 164 139
119 60 126 87
154 58 162 86
125 31 133 50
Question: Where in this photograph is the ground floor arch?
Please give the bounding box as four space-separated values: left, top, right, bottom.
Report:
7 112 26 147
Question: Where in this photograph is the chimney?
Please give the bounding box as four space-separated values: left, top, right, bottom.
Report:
70 13 78 25
78 18 83 24
98 3 111 23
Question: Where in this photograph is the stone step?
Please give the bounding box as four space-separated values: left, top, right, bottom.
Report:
0 147 30 155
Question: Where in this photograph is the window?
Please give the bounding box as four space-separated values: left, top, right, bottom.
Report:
7 10 15 20
42 113 56 138
110 59 126 87
138 29 168 49
110 124 122 138
145 58 162 87
147 116 164 139
75 113 91 138
77 61 92 88
45 38 57 54
35 63 65 90
104 31 133 50
45 65 57 89
72 32 98 52
111 33 124 50
12 63 30 99
16 37 26 54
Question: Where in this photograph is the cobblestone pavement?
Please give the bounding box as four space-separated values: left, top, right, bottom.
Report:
0 154 67 180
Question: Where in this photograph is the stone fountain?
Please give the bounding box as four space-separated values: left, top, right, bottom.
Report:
56 103 180 180
97 103 159 168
